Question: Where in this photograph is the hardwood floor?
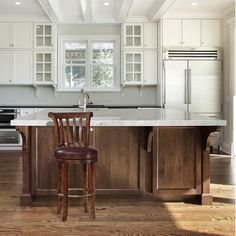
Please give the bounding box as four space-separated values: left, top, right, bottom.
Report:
0 151 234 236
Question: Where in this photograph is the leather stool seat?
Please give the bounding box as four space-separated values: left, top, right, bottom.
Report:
55 145 98 162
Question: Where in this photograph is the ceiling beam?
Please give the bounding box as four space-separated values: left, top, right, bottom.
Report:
79 0 92 22
113 0 135 23
38 0 63 23
147 0 176 21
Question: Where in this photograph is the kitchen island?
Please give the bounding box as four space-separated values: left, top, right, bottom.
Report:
11 108 226 206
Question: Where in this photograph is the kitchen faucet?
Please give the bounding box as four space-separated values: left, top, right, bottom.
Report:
79 88 90 110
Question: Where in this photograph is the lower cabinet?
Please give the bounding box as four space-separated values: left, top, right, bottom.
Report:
151 127 202 200
0 51 32 84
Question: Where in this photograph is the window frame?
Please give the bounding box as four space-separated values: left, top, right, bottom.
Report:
57 35 120 92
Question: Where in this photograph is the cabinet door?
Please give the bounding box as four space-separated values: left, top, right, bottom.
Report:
34 52 54 84
201 20 221 47
182 19 201 47
0 51 11 83
12 23 32 48
34 24 55 48
0 23 11 48
143 51 157 85
123 51 143 85
123 24 143 48
162 19 182 47
12 51 32 84
143 23 157 49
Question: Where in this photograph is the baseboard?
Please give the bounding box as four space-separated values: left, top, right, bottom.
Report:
222 142 231 155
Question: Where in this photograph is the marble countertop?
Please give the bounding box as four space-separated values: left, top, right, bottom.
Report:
11 108 226 127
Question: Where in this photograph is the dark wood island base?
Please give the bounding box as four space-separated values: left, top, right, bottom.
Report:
17 125 217 206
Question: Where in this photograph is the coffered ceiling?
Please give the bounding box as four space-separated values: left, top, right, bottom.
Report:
0 0 234 23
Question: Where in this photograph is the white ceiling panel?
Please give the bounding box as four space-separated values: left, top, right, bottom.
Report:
0 0 46 15
91 0 116 21
169 0 235 12
129 0 156 16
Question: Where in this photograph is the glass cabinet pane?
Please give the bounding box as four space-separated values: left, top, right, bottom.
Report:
45 37 52 46
134 37 141 46
134 64 141 72
45 73 51 82
36 63 43 71
36 73 43 81
45 25 51 35
44 54 51 62
126 26 133 35
126 37 133 47
45 63 51 72
134 54 141 62
134 26 141 35
36 37 43 46
126 73 133 82
126 64 133 72
134 73 141 81
36 54 43 62
36 25 43 35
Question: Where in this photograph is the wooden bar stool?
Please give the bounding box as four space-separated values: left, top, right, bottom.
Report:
48 112 98 221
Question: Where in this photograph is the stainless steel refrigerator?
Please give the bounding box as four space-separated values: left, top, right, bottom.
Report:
163 49 221 114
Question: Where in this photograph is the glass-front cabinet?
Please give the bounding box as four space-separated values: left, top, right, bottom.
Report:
123 51 143 85
34 52 54 84
34 24 55 48
123 23 143 48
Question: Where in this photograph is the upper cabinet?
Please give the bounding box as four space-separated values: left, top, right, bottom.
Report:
0 51 32 85
34 24 56 48
162 19 221 48
122 23 143 48
0 23 33 49
201 20 221 47
121 22 158 86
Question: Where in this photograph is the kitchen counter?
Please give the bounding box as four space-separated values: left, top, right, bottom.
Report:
12 108 226 207
11 108 226 127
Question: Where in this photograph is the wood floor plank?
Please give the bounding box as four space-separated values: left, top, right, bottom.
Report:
0 151 234 236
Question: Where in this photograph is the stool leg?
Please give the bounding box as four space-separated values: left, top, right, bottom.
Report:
62 162 68 221
89 163 96 220
83 163 89 213
57 162 63 215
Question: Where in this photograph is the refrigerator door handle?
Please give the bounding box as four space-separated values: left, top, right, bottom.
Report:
188 69 191 104
163 68 166 105
184 69 188 104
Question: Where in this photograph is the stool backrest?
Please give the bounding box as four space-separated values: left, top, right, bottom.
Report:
48 112 93 147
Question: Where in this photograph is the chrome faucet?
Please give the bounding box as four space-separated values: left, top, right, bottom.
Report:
79 88 90 110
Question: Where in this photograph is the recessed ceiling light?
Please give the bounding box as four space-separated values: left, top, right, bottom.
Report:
191 2 197 6
15 1 21 5
104 2 110 6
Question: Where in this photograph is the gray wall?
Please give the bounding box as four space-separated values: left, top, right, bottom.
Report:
0 24 159 106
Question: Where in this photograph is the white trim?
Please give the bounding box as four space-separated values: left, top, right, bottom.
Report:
79 0 92 22
57 35 120 92
0 15 49 22
147 0 176 21
113 0 135 22
162 11 223 19
38 0 61 23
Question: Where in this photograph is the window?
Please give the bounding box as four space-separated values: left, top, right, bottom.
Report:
58 35 120 91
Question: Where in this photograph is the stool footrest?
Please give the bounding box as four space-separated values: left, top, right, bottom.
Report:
58 192 95 198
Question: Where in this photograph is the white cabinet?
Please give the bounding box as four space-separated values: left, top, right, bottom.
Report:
143 23 157 49
201 20 221 47
162 19 182 47
34 51 54 85
33 24 56 86
182 19 201 47
122 22 158 86
162 19 221 47
0 23 32 49
34 24 56 48
0 51 32 84
143 51 157 85
123 51 143 85
122 23 143 48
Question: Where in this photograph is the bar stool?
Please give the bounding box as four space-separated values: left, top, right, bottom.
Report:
48 112 98 221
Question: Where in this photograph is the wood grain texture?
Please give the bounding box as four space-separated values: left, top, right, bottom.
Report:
0 151 234 235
